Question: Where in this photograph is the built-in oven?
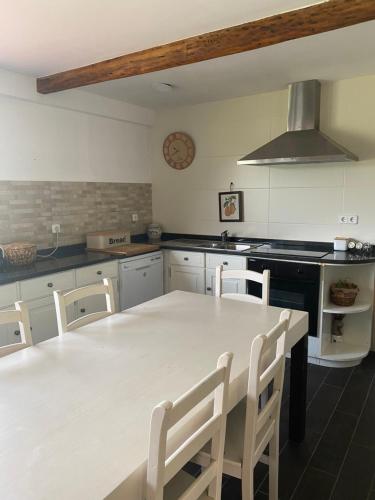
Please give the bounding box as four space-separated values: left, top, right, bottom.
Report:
247 258 320 337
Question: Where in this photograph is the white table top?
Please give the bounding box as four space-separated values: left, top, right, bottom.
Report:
0 291 308 500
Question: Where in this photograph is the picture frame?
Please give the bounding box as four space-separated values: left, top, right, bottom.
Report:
218 191 243 222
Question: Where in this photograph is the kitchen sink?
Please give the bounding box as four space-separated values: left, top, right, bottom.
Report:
197 242 255 251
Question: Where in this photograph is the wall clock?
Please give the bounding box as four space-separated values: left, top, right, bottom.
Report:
163 132 195 170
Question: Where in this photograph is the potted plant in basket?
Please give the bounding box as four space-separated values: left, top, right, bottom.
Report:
330 279 359 307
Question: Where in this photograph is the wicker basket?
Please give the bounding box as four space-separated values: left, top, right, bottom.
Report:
330 283 359 307
0 242 37 266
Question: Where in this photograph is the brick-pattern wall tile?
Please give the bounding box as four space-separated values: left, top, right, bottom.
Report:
0 181 152 248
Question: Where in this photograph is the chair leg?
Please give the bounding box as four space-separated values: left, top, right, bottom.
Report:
241 463 254 500
268 427 279 500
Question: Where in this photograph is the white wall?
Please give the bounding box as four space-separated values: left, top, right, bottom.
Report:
0 68 155 183
152 74 375 242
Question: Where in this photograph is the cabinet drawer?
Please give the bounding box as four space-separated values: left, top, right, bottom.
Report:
168 251 205 268
76 260 118 287
0 282 18 308
20 271 75 301
206 253 246 270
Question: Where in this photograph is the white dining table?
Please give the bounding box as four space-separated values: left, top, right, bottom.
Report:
0 290 308 500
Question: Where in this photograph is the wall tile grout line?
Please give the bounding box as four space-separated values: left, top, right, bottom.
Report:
328 372 375 500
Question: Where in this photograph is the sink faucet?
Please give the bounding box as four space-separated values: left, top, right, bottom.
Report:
221 230 229 242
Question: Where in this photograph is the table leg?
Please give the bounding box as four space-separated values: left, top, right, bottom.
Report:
289 334 308 443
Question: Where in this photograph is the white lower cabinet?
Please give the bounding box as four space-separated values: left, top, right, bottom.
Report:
0 284 19 347
205 269 246 296
0 260 119 347
169 265 205 294
205 253 247 296
0 305 19 347
28 298 76 345
76 278 119 319
165 250 247 297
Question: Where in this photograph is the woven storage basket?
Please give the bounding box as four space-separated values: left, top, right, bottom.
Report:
330 284 359 307
0 242 37 266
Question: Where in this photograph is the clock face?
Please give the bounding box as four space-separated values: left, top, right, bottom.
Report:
163 132 195 170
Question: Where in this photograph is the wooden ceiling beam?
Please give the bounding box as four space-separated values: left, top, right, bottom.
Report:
37 0 375 94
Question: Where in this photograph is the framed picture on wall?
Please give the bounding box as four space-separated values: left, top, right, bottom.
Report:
218 191 244 222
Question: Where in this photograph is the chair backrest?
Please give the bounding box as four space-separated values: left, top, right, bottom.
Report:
243 309 291 467
0 301 33 358
53 278 116 336
146 352 233 500
215 265 270 305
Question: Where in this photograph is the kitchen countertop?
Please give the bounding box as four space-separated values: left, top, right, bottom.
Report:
0 242 160 285
1 234 373 286
0 250 115 285
160 235 375 265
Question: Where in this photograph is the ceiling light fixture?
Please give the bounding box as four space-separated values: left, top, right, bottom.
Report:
152 82 174 93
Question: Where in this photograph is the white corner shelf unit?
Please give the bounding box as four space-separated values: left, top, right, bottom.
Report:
317 262 375 368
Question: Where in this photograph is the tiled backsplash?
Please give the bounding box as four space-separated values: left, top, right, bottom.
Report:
0 181 152 248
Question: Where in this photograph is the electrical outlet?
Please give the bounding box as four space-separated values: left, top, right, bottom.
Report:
51 224 61 233
348 215 358 224
339 215 359 224
131 213 138 223
339 215 348 224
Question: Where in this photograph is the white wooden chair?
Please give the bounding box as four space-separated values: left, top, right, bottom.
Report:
53 278 116 336
146 352 233 500
0 301 33 358
194 310 291 500
215 265 270 305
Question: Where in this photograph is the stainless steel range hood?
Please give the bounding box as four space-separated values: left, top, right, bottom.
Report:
237 80 358 165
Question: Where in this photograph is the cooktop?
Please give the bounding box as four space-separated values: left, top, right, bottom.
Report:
250 244 329 258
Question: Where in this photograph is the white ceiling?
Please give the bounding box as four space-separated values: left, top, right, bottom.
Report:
1 0 375 109
1 0 320 76
86 21 375 108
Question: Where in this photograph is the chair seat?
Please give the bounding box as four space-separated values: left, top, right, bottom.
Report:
164 470 211 500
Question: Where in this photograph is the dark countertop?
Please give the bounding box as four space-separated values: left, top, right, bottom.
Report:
0 248 116 286
0 238 164 286
1 234 373 287
160 235 375 265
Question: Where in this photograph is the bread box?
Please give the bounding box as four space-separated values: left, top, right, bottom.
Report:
86 230 131 250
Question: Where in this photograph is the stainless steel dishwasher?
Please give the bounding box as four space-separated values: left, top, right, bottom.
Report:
119 251 163 310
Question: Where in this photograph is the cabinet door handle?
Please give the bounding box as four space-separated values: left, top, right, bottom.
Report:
96 270 102 275
47 282 53 288
206 287 212 291
184 257 189 261
151 257 161 261
14 329 20 336
136 265 151 271
223 261 228 266
80 308 86 313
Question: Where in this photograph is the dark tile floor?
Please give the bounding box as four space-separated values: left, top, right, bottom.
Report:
221 352 375 500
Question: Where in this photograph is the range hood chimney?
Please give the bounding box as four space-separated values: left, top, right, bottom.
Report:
237 80 358 165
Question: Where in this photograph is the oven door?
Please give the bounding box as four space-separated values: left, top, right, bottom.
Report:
247 258 320 337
